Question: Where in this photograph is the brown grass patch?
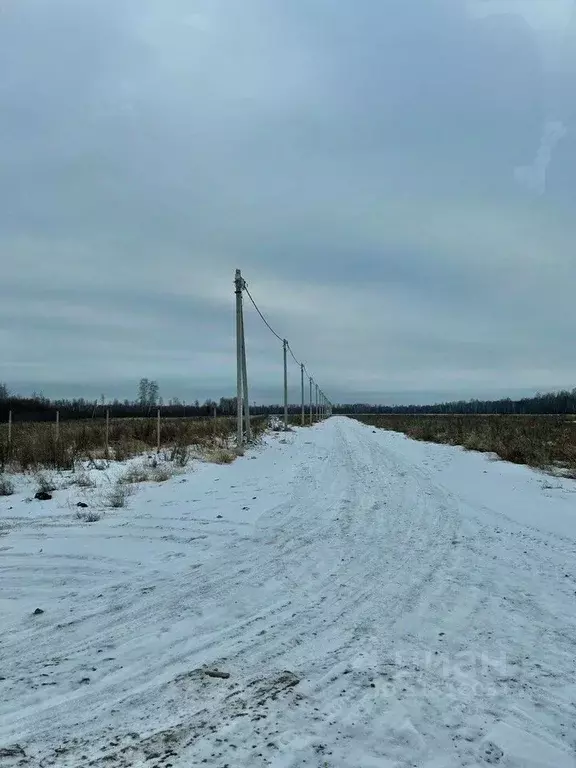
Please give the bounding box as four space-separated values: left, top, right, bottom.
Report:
205 448 237 465
0 417 267 472
355 414 576 475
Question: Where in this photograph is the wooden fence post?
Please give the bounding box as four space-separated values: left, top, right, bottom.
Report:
157 408 161 452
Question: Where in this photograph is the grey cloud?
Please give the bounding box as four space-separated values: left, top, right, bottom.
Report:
0 0 574 403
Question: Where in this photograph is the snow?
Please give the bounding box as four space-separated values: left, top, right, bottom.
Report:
1 416 576 767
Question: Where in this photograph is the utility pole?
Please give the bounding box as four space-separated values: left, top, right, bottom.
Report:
283 339 289 431
300 364 305 426
309 376 313 425
315 383 319 422
240 303 251 442
235 269 244 448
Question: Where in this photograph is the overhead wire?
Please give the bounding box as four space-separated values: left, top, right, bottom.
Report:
243 284 284 343
242 279 330 407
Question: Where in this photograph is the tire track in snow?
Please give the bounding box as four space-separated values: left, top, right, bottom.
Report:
2 418 576 767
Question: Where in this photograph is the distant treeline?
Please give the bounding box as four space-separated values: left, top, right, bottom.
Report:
1 385 576 421
0 389 309 422
333 389 576 415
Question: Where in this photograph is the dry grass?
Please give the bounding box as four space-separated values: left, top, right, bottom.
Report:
355 414 576 475
0 416 268 473
169 444 189 467
70 471 96 489
205 448 237 465
150 466 174 482
0 476 14 496
119 464 153 485
35 472 57 495
76 509 101 523
105 483 133 509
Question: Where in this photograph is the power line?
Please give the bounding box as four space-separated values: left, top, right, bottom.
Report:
238 273 333 434
287 343 301 367
243 284 284 343
244 283 313 380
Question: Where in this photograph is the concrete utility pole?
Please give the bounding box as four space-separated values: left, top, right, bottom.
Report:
309 377 313 425
240 305 251 442
301 364 305 426
235 269 244 448
315 383 319 422
283 339 289 431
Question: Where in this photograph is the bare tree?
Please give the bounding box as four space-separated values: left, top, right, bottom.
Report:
138 378 150 407
148 381 160 407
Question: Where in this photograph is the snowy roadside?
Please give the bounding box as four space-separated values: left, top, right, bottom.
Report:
1 418 575 768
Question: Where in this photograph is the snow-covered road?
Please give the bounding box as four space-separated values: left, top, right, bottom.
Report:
1 417 576 767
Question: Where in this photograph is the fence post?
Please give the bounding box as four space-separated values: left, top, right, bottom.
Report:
283 339 289 431
157 408 161 452
309 377 313 425
55 410 60 442
235 269 244 448
105 408 110 459
301 364 305 426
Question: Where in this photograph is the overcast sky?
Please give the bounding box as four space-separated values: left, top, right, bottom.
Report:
1 0 574 405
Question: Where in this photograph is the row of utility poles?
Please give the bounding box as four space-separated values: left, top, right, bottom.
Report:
235 269 332 448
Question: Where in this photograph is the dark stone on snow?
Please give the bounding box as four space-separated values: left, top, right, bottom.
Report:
205 670 231 680
35 491 52 501
33 608 44 616
0 745 26 758
77 502 89 508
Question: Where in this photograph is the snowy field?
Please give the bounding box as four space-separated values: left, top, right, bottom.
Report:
1 417 576 768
